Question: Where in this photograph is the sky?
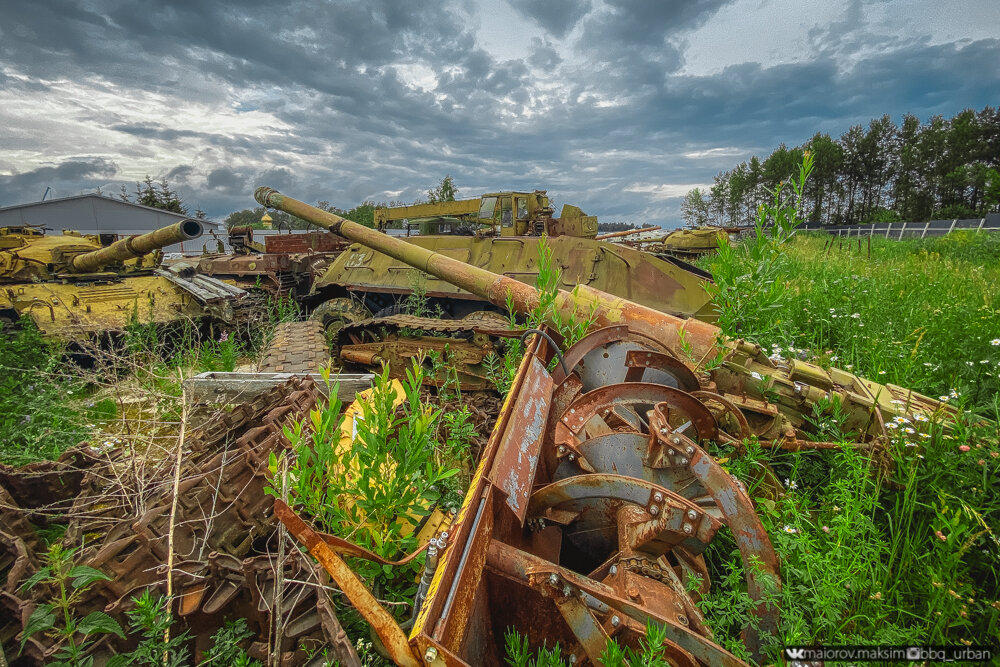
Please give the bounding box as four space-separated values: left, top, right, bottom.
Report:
0 0 997 227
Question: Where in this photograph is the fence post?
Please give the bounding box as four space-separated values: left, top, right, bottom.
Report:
977 218 985 233
948 219 957 235
922 221 930 238
898 222 906 240
885 223 892 239
870 223 875 237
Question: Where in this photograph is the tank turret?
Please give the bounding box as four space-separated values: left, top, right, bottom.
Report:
0 220 246 339
255 186 956 439
0 220 203 283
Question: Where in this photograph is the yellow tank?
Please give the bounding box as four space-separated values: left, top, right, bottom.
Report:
0 222 246 339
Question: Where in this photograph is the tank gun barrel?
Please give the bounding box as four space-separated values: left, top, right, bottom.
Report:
254 187 723 359
71 220 203 273
593 225 661 241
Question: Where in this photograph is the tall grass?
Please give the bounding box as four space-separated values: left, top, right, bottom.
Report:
695 229 1000 661
726 231 1000 414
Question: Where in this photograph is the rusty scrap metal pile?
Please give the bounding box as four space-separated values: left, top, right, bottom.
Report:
253 190 955 667
0 377 362 666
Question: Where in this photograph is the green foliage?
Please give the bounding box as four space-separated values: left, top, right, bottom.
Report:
486 237 599 394
503 629 568 667
402 273 442 319
706 151 813 341
271 364 458 606
426 175 458 204
0 318 86 464
121 175 187 214
19 545 124 666
196 330 242 372
110 591 260 667
680 187 711 227
200 618 260 667
702 106 1000 226
704 231 1000 414
441 405 475 459
425 345 462 401
503 621 675 667
108 590 191 667
696 411 999 662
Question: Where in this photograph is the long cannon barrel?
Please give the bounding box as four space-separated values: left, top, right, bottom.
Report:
593 225 661 241
71 220 203 273
254 187 724 359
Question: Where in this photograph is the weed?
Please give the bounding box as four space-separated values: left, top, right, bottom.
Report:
403 272 442 318
19 544 125 665
487 237 599 394
706 152 813 341
108 590 190 667
0 318 86 464
271 363 459 608
109 590 260 667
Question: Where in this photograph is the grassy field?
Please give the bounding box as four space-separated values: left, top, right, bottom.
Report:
695 231 1000 661
769 232 1000 415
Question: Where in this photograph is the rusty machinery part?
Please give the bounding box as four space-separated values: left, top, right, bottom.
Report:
276 328 776 666
334 313 518 390
261 320 332 374
310 297 374 337
0 377 362 667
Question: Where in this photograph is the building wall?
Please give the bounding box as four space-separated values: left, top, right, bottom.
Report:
0 195 221 254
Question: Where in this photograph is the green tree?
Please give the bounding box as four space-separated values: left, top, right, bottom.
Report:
427 175 458 203
680 187 712 227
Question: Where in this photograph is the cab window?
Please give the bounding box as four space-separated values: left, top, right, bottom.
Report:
500 196 513 227
478 196 497 220
516 197 528 221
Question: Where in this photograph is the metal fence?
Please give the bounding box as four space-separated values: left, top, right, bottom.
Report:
798 214 1000 239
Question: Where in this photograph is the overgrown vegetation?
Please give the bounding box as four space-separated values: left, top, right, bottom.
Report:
270 364 461 612
0 319 89 464
691 154 1000 662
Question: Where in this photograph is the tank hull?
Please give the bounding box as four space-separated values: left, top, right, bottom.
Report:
313 234 717 321
0 275 212 337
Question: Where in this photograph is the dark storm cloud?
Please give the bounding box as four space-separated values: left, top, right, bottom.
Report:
0 158 119 204
508 0 592 38
1 0 998 223
575 0 732 76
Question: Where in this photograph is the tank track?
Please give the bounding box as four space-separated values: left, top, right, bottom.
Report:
260 320 331 373
336 312 516 342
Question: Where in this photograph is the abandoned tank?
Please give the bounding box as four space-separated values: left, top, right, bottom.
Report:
192 225 345 297
0 220 246 338
257 187 957 667
301 190 715 336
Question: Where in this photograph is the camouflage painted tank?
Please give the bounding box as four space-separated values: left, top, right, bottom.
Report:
638 227 733 259
0 221 246 339
301 191 715 335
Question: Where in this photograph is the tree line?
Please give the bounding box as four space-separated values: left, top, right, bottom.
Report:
682 106 1000 227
